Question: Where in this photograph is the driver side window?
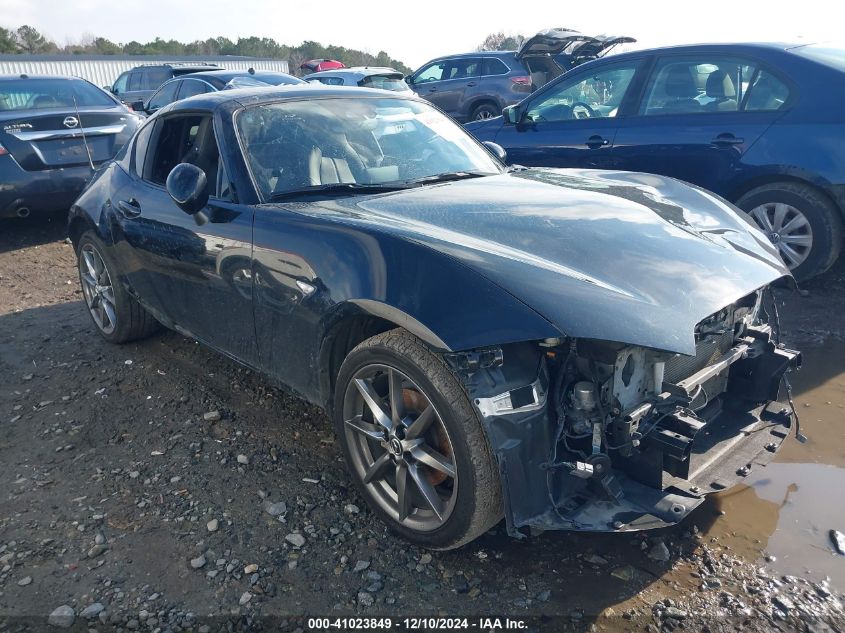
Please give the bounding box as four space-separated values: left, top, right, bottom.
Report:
415 62 446 83
148 81 179 111
526 63 638 123
144 115 231 200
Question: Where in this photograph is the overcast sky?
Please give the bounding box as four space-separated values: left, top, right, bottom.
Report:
1 0 842 68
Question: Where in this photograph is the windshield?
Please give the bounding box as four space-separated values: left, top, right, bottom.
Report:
0 78 115 111
792 43 845 72
237 96 502 199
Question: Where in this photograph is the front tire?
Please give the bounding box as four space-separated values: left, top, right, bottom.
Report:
76 231 159 344
735 182 843 281
470 102 499 121
334 329 503 549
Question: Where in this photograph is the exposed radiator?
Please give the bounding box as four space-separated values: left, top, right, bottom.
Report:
664 329 734 384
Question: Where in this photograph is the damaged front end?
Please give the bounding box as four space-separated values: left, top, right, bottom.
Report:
447 288 801 535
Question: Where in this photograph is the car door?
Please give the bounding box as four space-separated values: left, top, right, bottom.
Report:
411 58 480 117
436 58 482 118
110 112 258 364
111 71 129 99
611 54 792 196
493 59 642 168
145 80 181 114
123 71 145 104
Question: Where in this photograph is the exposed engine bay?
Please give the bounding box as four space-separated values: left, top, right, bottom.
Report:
449 287 801 534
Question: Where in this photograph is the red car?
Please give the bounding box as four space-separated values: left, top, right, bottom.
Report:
300 59 345 74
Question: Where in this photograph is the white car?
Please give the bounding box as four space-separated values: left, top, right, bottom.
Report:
305 67 413 94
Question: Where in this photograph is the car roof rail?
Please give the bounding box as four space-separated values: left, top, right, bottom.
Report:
133 62 221 69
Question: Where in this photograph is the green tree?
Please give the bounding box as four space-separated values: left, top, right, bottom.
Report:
0 26 17 52
0 25 413 74
122 40 144 55
16 25 54 54
92 37 121 55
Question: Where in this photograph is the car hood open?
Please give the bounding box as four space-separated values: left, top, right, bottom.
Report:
343 169 791 355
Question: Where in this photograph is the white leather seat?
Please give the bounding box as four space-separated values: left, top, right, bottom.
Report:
308 146 355 185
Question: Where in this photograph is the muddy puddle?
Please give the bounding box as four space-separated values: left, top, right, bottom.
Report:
699 338 845 587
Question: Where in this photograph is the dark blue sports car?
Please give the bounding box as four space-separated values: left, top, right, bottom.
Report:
69 86 799 548
466 42 845 280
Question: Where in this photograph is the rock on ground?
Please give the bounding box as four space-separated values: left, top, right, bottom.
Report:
47 605 75 628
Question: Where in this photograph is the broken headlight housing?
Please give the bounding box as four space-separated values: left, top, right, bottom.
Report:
548 289 798 493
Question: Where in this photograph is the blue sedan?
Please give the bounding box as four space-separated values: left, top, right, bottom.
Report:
466 42 845 280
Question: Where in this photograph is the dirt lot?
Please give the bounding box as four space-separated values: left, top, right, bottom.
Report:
1 212 844 632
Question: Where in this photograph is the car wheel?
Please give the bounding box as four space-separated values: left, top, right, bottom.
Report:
735 182 843 281
76 231 159 344
471 102 499 121
334 329 503 549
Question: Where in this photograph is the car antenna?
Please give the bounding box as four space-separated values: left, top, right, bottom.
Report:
71 94 95 172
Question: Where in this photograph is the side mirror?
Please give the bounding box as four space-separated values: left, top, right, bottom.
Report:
502 105 521 125
404 75 414 86
130 100 146 112
482 141 507 164
166 164 209 224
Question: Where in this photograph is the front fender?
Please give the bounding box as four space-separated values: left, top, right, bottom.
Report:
314 232 562 355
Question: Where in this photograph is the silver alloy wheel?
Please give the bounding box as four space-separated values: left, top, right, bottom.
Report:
474 109 495 120
79 243 117 335
342 364 458 532
746 202 813 269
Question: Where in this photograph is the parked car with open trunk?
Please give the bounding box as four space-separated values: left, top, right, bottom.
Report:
407 28 634 122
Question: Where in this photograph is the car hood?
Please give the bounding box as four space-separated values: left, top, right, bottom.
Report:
329 169 790 355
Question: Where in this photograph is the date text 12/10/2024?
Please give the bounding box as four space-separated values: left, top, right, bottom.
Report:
307 617 529 630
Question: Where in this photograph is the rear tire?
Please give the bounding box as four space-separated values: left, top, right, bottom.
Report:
735 182 843 281
470 102 500 121
333 329 503 549
76 230 160 344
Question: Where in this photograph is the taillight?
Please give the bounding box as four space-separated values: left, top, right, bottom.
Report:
511 76 532 86
126 104 134 112
0 143 8 156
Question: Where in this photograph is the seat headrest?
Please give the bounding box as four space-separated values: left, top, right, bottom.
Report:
706 70 736 98
664 66 697 98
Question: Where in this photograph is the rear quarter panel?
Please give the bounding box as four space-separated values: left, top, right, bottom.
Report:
67 162 122 248
732 53 845 213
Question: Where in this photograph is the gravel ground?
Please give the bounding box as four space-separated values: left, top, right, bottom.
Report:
1 213 844 632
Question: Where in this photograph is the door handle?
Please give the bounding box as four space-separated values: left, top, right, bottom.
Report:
585 135 610 149
711 133 744 147
467 81 477 87
428 87 438 92
117 198 141 218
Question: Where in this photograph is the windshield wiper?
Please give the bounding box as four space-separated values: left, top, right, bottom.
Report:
267 182 409 202
403 171 491 186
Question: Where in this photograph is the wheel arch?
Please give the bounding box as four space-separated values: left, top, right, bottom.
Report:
467 98 501 120
317 301 452 410
727 174 845 222
67 208 100 250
